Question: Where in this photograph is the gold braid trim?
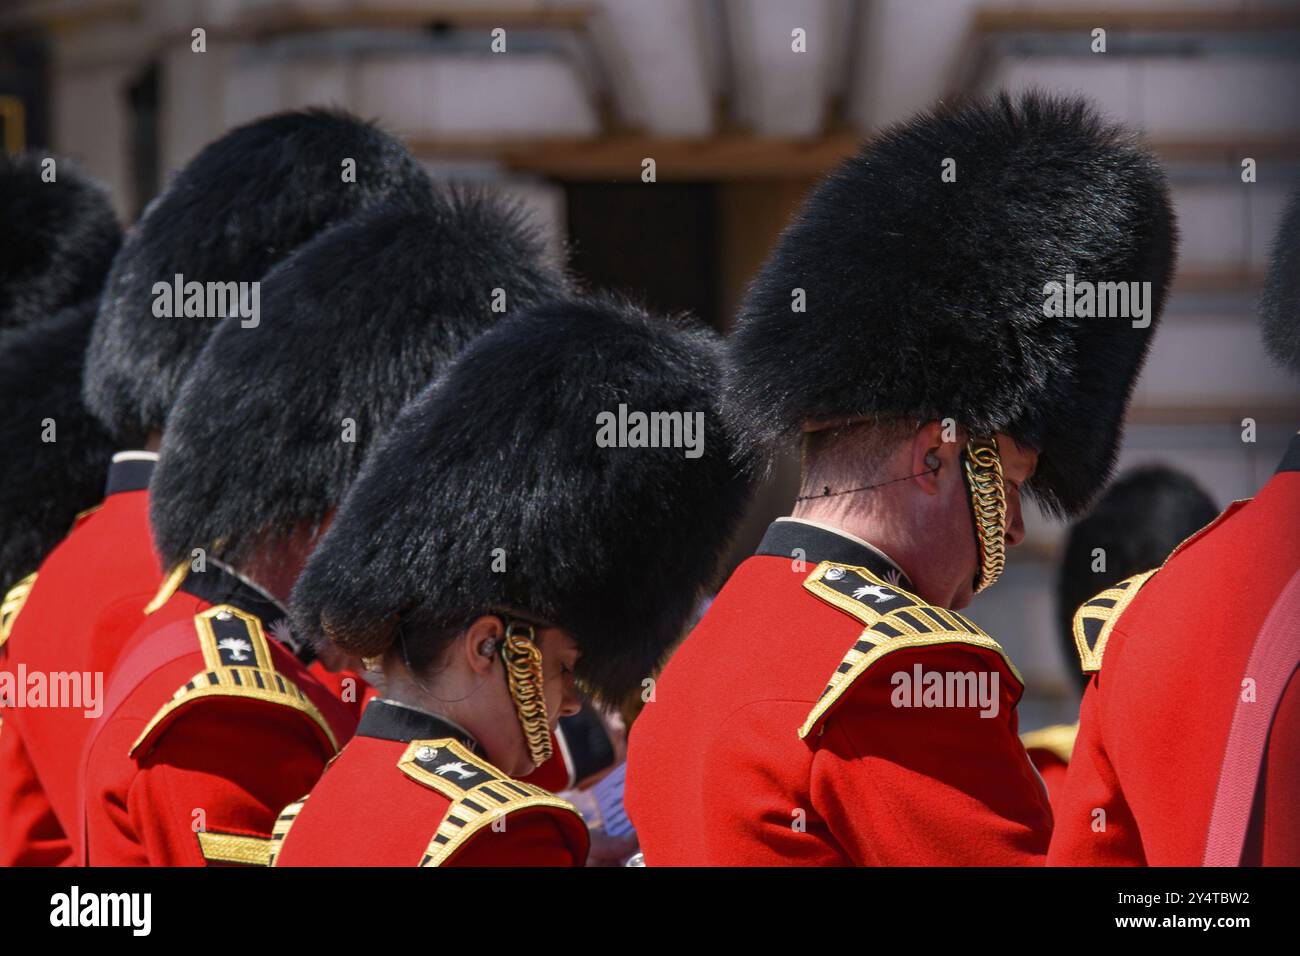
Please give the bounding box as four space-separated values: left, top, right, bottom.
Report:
502 622 552 766
196 831 273 867
964 437 1007 594
268 795 309 867
1 572 37 651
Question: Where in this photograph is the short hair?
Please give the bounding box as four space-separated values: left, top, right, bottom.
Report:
798 417 918 501
1057 465 1218 691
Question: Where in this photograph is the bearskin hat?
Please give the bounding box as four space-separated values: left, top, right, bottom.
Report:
1260 186 1300 375
84 108 433 445
291 297 753 705
0 302 116 587
727 91 1177 516
149 188 566 572
0 152 121 331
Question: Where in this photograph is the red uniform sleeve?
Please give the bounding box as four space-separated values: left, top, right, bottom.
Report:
449 811 586 867
1046 678 1144 866
123 699 336 866
809 644 1051 865
0 719 71 866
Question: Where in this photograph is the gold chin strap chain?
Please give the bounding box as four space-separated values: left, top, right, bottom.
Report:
963 436 1007 594
501 620 553 767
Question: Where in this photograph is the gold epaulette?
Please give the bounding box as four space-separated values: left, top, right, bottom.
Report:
129 605 339 757
798 561 1023 739
1020 722 1079 764
0 571 36 651
398 738 586 867
196 830 274 866
1072 570 1158 674
267 795 309 867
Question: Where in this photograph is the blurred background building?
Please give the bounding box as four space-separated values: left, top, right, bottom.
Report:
2 0 1298 728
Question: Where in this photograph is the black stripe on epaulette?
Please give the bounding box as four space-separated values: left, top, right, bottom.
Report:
891 609 932 633
920 607 954 631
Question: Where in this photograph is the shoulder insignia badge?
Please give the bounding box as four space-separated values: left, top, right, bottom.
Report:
0 572 37 651
398 738 586 867
268 795 309 867
1020 722 1079 764
130 605 338 758
798 561 1023 739
1072 570 1158 674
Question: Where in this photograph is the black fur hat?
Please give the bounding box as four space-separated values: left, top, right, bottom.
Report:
149 189 566 572
291 297 753 705
0 301 116 588
0 152 121 331
1260 186 1300 375
84 108 433 445
728 91 1177 516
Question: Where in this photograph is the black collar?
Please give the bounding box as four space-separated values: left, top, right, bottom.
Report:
357 699 480 753
756 519 915 592
1277 433 1300 475
104 452 156 497
176 562 311 663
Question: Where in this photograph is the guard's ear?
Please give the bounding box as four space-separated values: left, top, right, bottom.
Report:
912 420 952 495
463 615 504 675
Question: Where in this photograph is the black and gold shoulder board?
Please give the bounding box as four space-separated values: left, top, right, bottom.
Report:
398 738 585 867
1072 570 1157 674
267 794 309 867
0 571 37 651
130 605 339 758
799 561 1023 739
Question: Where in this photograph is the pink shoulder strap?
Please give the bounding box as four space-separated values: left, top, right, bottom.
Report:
1203 569 1300 866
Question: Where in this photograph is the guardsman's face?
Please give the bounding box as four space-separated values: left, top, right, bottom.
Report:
905 426 1037 610
539 627 583 732
477 623 581 777
945 432 1036 609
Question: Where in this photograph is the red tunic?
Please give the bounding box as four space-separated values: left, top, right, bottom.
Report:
1049 435 1300 866
81 564 357 866
626 519 1051 865
0 453 160 866
272 699 590 866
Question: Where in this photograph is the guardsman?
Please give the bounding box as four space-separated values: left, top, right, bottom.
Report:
1025 466 1218 809
0 154 120 866
81 185 564 866
0 111 432 866
1048 191 1300 866
625 91 1177 865
270 297 751 866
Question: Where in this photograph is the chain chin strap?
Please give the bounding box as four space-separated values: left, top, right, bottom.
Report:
962 436 1007 594
500 620 553 767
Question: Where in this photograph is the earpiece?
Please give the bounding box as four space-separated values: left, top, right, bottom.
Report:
924 452 940 471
